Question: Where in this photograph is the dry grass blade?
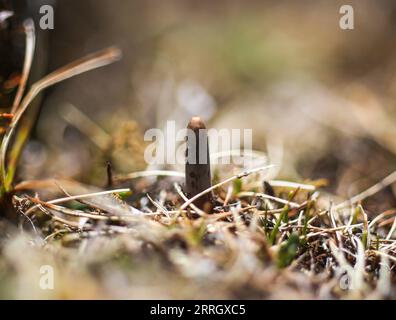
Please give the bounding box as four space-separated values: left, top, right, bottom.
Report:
386 215 396 240
146 193 169 217
114 170 185 183
23 188 131 217
335 170 396 210
60 103 112 150
11 19 35 114
174 182 206 216
28 196 107 221
237 191 300 208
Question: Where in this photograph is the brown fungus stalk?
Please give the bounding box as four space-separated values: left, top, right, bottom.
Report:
185 117 213 213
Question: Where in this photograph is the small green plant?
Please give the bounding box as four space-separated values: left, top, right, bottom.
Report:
277 233 300 268
269 203 290 245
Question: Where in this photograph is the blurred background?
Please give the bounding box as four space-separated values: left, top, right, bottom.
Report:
2 0 396 212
